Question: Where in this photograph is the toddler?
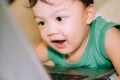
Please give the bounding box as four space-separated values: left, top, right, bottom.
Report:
29 0 120 79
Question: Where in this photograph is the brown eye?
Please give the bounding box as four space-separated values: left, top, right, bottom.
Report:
38 21 45 26
56 16 64 21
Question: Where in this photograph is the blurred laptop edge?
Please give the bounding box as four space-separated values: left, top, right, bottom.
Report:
0 0 51 80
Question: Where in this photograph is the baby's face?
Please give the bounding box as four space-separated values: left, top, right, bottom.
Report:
32 0 92 54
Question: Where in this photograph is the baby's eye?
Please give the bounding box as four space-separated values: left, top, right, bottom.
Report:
56 16 64 21
38 21 45 26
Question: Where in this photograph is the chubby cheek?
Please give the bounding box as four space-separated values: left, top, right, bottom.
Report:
62 29 80 48
68 32 81 44
62 24 83 39
39 30 48 41
63 24 86 47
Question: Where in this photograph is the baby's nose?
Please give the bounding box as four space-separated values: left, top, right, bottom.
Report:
47 26 59 36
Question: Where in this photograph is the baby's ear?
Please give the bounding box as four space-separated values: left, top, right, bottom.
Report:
85 4 96 24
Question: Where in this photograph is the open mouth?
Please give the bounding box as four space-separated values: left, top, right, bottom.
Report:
51 40 66 48
51 40 66 43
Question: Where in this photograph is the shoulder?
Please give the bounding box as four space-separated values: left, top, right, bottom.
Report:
34 41 49 62
105 27 120 52
105 26 120 76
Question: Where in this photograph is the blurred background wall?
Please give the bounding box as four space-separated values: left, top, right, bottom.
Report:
95 0 120 23
10 0 41 46
10 0 120 46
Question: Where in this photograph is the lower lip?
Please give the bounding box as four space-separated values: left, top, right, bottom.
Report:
54 42 66 48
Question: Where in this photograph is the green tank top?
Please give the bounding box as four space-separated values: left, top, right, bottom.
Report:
47 16 120 68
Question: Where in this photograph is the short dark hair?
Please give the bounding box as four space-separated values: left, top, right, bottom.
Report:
8 0 15 4
29 0 94 8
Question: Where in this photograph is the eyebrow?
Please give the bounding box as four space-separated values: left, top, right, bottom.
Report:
34 16 43 19
34 8 68 19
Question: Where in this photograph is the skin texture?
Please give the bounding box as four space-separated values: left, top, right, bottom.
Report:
31 0 120 79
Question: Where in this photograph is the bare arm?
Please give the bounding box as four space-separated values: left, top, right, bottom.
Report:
105 27 120 80
34 41 49 63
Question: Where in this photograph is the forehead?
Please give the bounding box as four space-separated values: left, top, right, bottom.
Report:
33 0 76 12
40 0 75 5
32 0 85 18
33 0 83 9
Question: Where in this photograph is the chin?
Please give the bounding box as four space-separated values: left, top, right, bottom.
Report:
56 49 72 55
